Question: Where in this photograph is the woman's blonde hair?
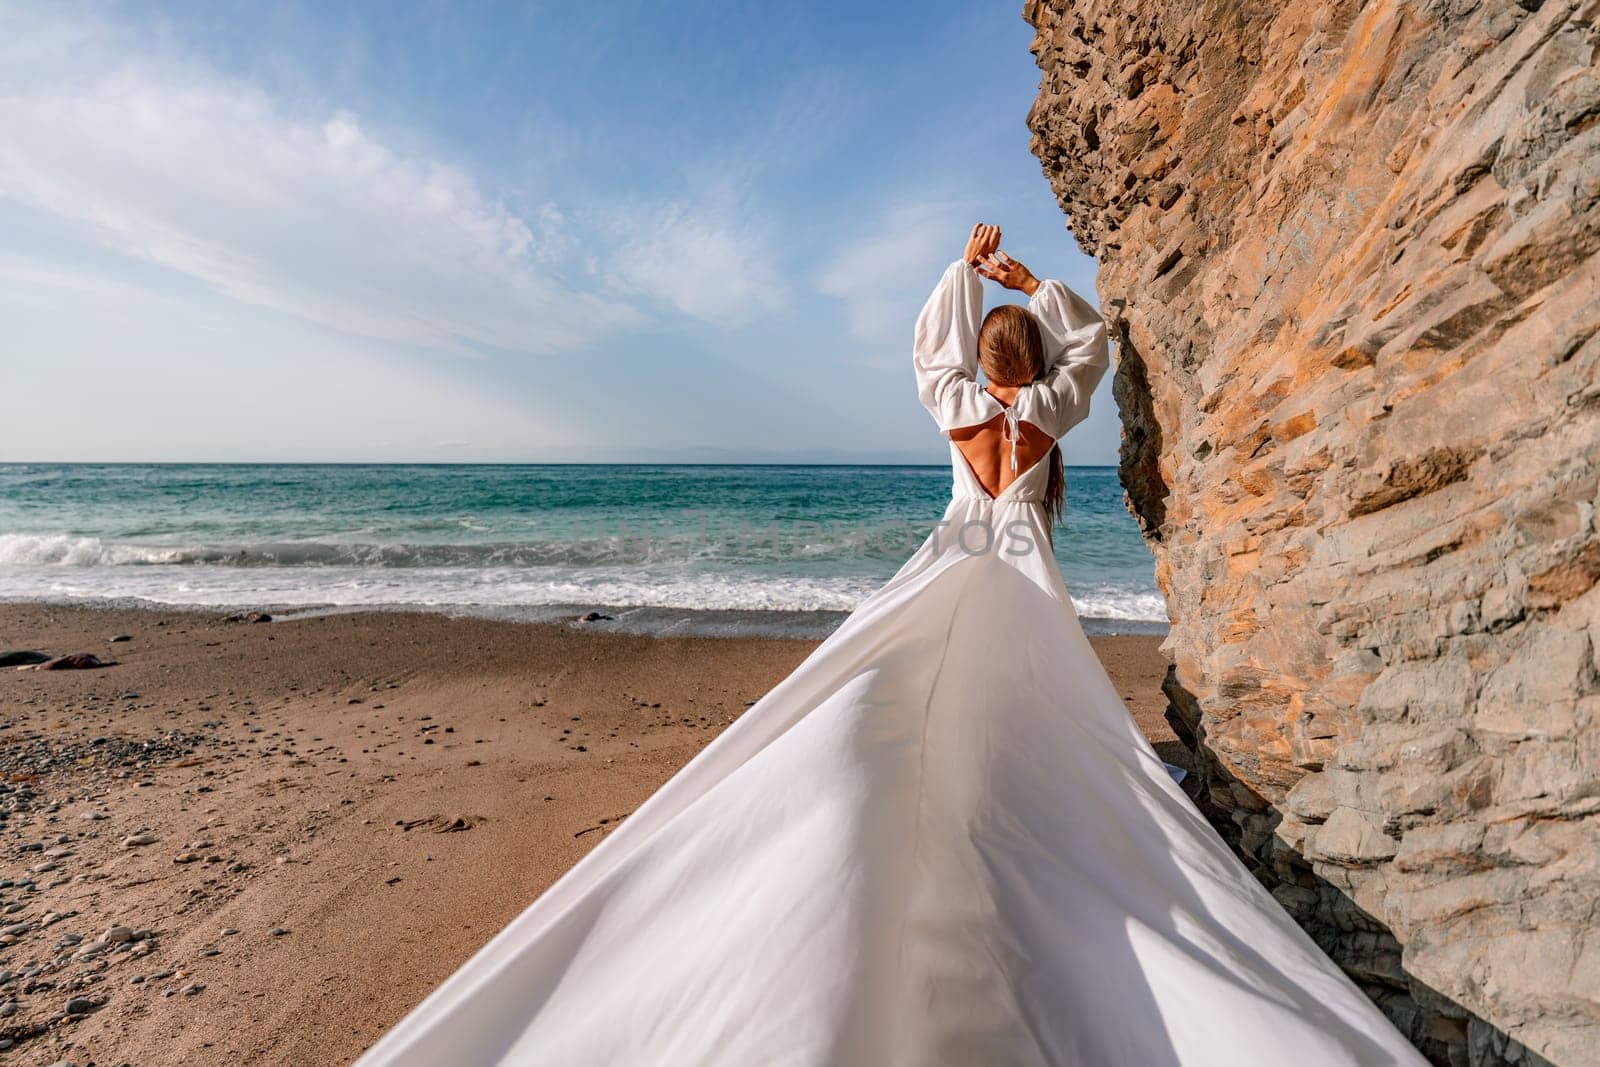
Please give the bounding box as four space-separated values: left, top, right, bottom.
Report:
977 304 1065 533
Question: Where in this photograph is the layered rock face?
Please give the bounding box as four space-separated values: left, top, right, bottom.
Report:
1025 1 1599 1063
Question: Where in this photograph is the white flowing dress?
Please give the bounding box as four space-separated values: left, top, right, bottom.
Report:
355 261 1430 1067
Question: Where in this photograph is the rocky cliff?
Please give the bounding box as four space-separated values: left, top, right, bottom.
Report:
1024 1 1600 1063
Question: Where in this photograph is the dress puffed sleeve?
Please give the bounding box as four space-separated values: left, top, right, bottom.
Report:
1021 278 1111 440
912 260 992 433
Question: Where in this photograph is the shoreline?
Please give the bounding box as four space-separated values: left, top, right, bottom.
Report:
0 601 1180 1066
0 594 1170 640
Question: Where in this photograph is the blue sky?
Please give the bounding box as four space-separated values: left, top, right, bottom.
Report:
0 1 1119 464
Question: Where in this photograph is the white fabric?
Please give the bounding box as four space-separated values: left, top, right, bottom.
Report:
999 403 1021 473
354 263 1429 1067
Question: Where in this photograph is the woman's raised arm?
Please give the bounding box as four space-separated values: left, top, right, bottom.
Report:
912 259 981 427
912 224 1000 432
1024 277 1110 439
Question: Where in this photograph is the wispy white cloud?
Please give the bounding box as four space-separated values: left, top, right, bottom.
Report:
816 198 974 347
0 9 647 356
606 200 787 326
0 264 597 463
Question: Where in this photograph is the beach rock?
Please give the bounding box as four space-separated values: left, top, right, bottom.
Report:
222 610 272 624
0 650 50 667
576 611 614 622
1025 0 1600 1062
36 652 112 671
121 833 157 848
74 939 108 959
108 634 132 642
399 813 484 833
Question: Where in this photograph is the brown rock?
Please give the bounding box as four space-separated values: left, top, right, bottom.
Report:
1025 0 1600 1061
398 813 485 833
223 610 273 623
38 651 112 670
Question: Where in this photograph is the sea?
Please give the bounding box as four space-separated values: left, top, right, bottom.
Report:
0 464 1166 639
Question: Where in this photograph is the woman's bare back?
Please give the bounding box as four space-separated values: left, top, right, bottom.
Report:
949 409 1054 499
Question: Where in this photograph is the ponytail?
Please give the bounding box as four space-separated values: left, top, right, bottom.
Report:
1042 445 1064 544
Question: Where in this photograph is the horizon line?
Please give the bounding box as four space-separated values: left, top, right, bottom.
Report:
0 460 1123 469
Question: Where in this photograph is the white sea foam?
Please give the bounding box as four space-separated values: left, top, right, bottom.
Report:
0 533 189 566
0 532 925 569
0 559 1170 622
0 562 875 613
1069 588 1170 623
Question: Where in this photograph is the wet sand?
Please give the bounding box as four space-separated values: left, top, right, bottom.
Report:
0 602 1180 1066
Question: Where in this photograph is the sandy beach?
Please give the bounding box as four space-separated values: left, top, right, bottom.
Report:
0 603 1179 1066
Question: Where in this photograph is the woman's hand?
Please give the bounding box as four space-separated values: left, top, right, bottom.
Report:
975 250 1040 297
963 223 1000 266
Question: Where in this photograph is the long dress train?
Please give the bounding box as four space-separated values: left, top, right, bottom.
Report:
354 261 1430 1066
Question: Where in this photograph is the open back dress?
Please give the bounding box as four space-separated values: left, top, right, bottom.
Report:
353 261 1430 1067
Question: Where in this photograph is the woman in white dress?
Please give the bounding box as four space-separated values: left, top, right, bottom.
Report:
354 224 1430 1066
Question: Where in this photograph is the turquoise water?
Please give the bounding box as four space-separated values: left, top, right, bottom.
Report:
0 464 1164 634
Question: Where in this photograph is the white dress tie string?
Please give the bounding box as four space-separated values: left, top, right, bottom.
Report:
999 404 1021 473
